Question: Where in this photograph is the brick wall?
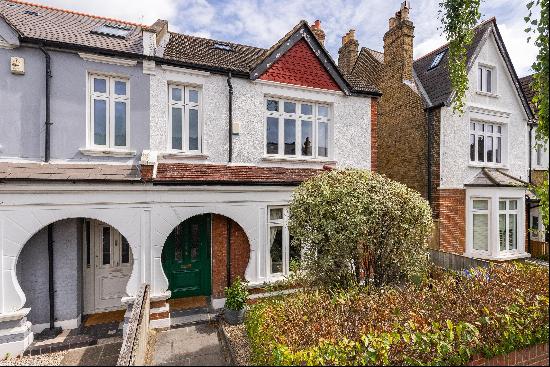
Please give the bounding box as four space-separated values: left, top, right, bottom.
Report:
259 39 341 91
211 214 251 298
370 99 378 172
438 189 466 254
468 343 549 366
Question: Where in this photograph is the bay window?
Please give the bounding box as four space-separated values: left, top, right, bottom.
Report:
89 74 129 149
472 199 489 252
265 98 331 159
470 121 502 164
499 199 517 251
267 206 300 277
169 85 201 152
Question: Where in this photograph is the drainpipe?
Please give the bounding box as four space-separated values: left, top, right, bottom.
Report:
47 224 55 330
39 46 52 162
227 72 234 163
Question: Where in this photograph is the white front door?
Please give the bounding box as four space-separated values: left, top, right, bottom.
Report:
83 220 133 314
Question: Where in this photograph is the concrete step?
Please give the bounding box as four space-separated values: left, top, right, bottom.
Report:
170 307 217 327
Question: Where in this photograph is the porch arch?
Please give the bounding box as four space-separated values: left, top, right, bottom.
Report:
0 207 142 314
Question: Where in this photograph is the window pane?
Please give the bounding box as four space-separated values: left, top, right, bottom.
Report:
532 216 539 230
114 101 126 147
486 69 492 93
318 121 328 157
102 227 111 265
477 135 484 162
284 102 296 114
509 200 517 210
114 80 126 96
289 234 300 265
270 226 283 274
121 237 130 264
473 200 489 210
486 136 493 162
496 137 502 163
537 147 542 165
301 120 313 156
270 208 283 220
284 119 296 155
190 223 200 260
499 200 506 210
171 107 182 150
470 134 476 161
473 213 489 251
267 99 279 112
487 125 493 133
478 68 483 91
508 214 517 250
188 90 199 103
497 126 501 134
172 88 182 102
266 117 279 154
189 109 199 150
301 104 313 116
93 99 107 145
471 122 475 131
94 78 107 93
499 214 507 251
318 105 329 118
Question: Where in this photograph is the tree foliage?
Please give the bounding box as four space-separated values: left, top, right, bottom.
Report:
525 0 549 227
438 0 482 114
288 169 433 289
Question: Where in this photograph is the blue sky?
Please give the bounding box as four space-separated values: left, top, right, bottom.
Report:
32 0 539 76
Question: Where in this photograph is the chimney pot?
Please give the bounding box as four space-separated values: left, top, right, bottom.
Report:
313 19 321 29
310 20 326 45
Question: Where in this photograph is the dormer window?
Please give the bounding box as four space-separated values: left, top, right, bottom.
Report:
478 64 495 94
92 24 132 38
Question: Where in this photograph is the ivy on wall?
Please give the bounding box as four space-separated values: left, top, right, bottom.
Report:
438 0 482 115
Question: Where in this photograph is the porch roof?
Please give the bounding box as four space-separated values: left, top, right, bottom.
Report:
465 168 528 188
0 162 140 182
152 162 324 186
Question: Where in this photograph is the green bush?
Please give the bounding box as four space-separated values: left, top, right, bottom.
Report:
289 169 433 289
224 277 249 311
245 263 549 366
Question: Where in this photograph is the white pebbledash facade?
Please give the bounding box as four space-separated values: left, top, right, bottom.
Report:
439 24 532 260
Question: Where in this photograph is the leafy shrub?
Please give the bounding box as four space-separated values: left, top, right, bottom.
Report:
289 169 433 289
245 263 549 365
225 277 249 311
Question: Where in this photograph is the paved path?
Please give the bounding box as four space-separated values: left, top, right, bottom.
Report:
60 340 122 366
151 323 227 366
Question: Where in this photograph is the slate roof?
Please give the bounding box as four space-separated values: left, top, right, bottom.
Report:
519 74 536 113
0 162 140 181
154 163 323 185
465 168 528 187
0 0 144 56
350 47 384 90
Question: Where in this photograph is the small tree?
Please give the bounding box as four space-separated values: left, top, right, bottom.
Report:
289 169 433 289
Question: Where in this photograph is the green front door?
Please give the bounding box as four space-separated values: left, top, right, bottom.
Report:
162 214 211 298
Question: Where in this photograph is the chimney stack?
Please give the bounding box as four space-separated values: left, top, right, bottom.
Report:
338 29 359 75
143 19 169 56
383 1 414 82
310 20 326 46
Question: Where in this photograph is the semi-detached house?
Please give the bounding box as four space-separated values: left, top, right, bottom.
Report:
0 0 379 355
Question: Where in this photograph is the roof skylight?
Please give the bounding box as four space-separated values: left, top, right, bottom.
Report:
429 51 445 69
23 10 39 16
91 24 132 38
212 42 233 52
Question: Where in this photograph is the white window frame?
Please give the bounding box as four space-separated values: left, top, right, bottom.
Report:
264 97 332 159
477 63 496 94
466 188 527 260
470 198 491 255
498 199 519 253
88 73 130 150
530 213 542 241
167 84 202 153
469 121 504 166
267 206 297 280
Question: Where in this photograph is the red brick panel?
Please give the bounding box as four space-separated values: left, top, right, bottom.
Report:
259 39 341 91
467 343 549 366
370 99 378 172
211 214 251 298
438 189 466 254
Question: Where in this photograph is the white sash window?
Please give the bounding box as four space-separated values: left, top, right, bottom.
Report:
168 85 201 152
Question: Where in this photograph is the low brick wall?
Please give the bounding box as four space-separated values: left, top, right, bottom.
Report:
468 343 548 366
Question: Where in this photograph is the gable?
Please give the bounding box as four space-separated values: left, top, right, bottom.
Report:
258 38 341 91
0 16 19 48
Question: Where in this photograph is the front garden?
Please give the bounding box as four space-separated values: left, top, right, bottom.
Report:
222 170 550 366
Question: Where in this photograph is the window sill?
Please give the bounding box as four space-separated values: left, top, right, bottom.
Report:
159 151 209 160
262 155 336 164
476 91 499 98
468 162 508 170
79 147 136 157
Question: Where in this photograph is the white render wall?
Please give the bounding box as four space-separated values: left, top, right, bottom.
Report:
148 64 372 169
440 31 530 189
